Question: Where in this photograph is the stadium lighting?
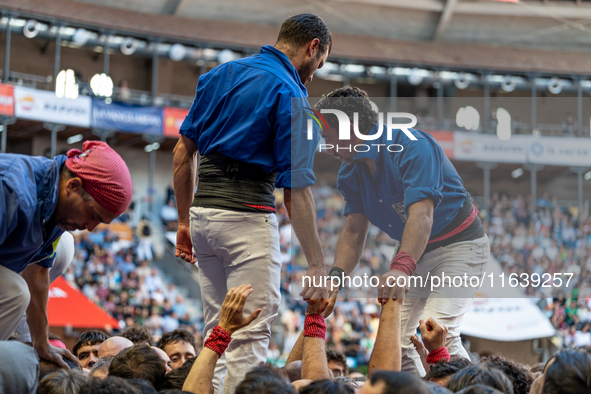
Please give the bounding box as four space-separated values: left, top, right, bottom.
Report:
456 106 480 131
23 19 39 38
169 43 186 62
501 75 517 92
547 77 563 94
454 72 470 89
585 171 591 181
67 134 84 144
218 49 237 64
90 73 113 97
72 28 89 46
55 69 79 99
120 37 138 55
511 168 524 179
408 68 424 86
144 142 160 153
496 107 512 140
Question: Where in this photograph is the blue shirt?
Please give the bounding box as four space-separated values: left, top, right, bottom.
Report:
337 127 468 240
180 45 319 189
0 154 66 273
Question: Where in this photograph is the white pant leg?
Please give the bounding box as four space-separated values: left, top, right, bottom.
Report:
400 235 490 376
191 207 281 394
0 265 31 340
15 232 76 342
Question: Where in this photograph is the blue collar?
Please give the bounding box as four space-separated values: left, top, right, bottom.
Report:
352 124 382 164
260 45 307 95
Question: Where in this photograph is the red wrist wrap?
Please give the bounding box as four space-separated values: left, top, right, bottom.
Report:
426 346 450 364
204 325 232 356
304 314 326 339
390 252 417 276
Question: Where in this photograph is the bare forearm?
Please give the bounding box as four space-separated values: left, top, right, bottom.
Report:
368 300 403 375
22 265 50 348
333 214 369 275
285 330 305 364
173 137 197 226
399 201 434 261
287 187 324 268
182 348 219 394
302 337 331 381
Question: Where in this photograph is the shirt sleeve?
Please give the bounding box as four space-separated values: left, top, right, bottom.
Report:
180 74 209 140
337 166 365 216
399 136 445 212
274 96 319 189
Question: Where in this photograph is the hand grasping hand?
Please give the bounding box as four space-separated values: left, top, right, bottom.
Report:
418 317 448 353
218 284 261 335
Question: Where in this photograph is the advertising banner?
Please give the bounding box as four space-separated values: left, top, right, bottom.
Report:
528 137 591 167
14 86 91 127
92 99 162 134
0 84 14 116
163 107 189 138
425 130 454 159
453 131 528 163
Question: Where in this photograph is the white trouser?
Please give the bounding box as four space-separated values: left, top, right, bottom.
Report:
400 235 490 376
10 232 75 342
190 207 281 394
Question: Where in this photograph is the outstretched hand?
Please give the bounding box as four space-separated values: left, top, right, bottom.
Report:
36 342 81 370
418 317 448 353
175 224 196 264
219 284 261 335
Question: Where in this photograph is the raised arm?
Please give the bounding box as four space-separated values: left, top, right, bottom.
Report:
173 135 198 264
367 298 404 376
301 298 332 381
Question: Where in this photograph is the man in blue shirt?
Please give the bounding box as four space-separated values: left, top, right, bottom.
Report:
173 13 331 394
0 141 132 369
314 87 490 376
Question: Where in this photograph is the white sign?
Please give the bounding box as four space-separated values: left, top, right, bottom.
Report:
453 131 528 163
528 137 591 167
14 86 91 127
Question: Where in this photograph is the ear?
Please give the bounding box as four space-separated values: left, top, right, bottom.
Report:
66 177 85 195
308 38 320 57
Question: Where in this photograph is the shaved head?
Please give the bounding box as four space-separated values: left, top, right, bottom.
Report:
98 336 133 358
152 346 172 374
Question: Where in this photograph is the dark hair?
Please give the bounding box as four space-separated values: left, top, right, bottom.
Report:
127 379 158 394
39 358 81 380
73 330 110 357
542 349 591 394
158 357 197 390
37 369 87 394
314 86 378 135
480 355 534 394
89 356 114 378
235 366 295 394
108 345 166 388
426 358 472 380
446 364 514 394
276 13 332 54
80 376 141 394
369 370 429 394
456 385 504 394
299 379 354 394
120 326 153 345
326 348 349 375
156 330 197 354
157 390 194 394
426 382 454 394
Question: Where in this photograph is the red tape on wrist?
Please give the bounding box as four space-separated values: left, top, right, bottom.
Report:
304 314 326 339
204 325 232 356
389 252 417 276
426 346 450 364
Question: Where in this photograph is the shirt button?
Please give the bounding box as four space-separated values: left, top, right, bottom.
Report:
379 199 383 203
388 224 392 228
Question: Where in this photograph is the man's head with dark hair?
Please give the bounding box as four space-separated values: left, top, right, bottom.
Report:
108 345 166 388
37 369 87 394
127 378 157 394
480 355 534 394
446 364 514 394
426 358 472 386
79 376 141 394
299 379 355 394
73 330 110 368
120 326 153 346
275 13 331 84
158 357 196 391
326 348 348 377
39 358 81 380
456 385 504 394
542 349 591 394
89 356 114 379
235 366 295 394
426 382 453 394
156 329 197 370
360 370 429 394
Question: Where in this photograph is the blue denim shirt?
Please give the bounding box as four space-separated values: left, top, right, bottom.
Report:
180 45 319 189
0 154 66 273
337 127 468 240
